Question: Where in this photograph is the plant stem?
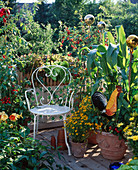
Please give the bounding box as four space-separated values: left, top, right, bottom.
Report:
128 49 133 98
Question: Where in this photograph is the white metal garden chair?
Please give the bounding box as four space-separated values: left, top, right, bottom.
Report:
25 65 74 155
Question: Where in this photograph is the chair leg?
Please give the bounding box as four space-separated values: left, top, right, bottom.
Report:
33 114 37 140
63 114 71 156
36 115 39 133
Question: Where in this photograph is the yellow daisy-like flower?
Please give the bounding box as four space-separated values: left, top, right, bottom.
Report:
82 134 85 136
126 131 132 136
129 117 134 121
76 133 78 135
123 126 129 132
132 136 138 141
117 122 124 128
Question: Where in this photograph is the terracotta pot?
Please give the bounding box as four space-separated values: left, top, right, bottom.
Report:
71 140 87 158
51 135 56 150
96 131 127 160
88 131 97 145
57 129 67 150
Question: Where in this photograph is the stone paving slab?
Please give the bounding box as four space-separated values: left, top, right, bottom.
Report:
29 127 133 170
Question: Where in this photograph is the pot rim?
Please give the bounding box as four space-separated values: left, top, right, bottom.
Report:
97 131 117 137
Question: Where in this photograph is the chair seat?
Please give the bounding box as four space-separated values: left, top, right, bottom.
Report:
30 105 70 116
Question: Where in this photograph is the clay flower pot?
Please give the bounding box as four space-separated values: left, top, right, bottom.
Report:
57 129 67 150
71 140 87 158
51 135 56 150
96 131 127 160
88 131 97 145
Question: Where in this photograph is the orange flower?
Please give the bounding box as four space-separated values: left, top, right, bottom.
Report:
9 115 16 121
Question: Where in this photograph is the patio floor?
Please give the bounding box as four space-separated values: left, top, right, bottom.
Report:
29 127 133 170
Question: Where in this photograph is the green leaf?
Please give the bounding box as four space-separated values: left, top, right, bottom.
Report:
20 22 23 27
106 43 118 67
87 49 97 74
97 45 107 53
91 77 103 96
102 32 107 46
111 45 119 67
115 25 128 59
40 151 47 158
107 32 115 44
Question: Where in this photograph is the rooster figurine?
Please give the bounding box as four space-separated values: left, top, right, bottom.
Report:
92 86 122 117
106 86 122 116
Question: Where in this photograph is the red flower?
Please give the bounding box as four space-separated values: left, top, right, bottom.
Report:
77 41 80 44
90 46 92 49
67 30 70 35
8 66 12 68
62 36 65 39
80 39 82 41
60 44 63 47
68 53 72 56
12 85 14 87
71 45 74 48
77 59 79 61
9 115 16 121
115 128 117 131
98 30 100 33
61 39 64 44
2 101 5 104
3 18 6 23
109 126 112 129
67 37 69 40
3 55 5 58
86 37 88 39
74 47 77 49
0 8 6 17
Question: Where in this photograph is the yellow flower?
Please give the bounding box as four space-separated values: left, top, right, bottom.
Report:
76 133 78 135
126 131 132 136
82 134 85 136
1 113 8 121
129 117 134 121
9 124 13 128
132 136 138 141
75 130 77 132
117 122 124 128
123 126 129 132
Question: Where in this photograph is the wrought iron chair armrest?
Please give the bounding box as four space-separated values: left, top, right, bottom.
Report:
69 90 74 110
25 88 35 111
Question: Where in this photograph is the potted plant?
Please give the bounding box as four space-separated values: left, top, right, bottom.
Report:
80 25 138 160
79 95 103 145
65 105 90 157
65 95 103 157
